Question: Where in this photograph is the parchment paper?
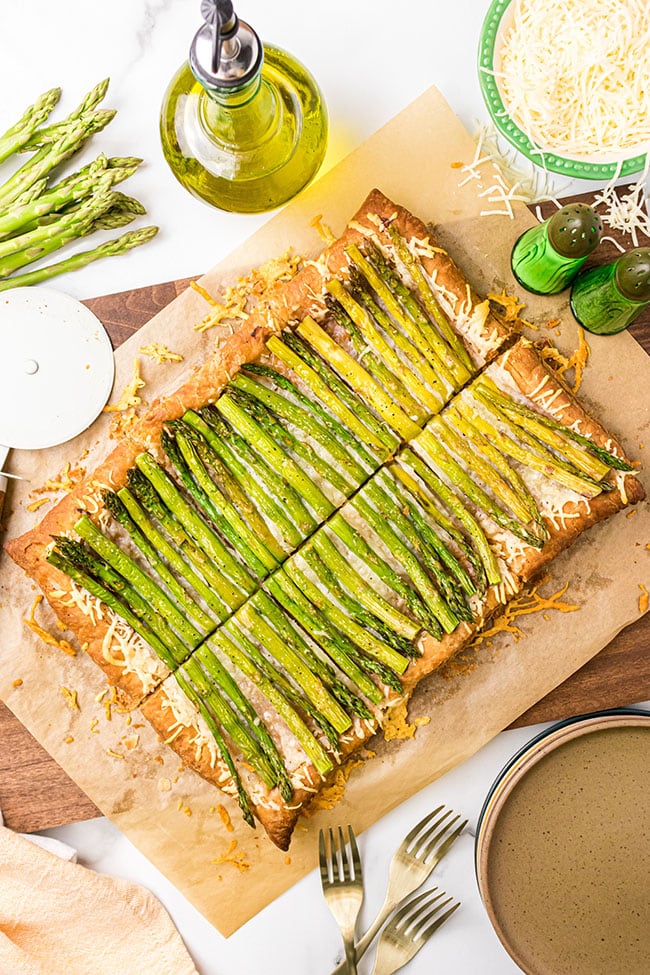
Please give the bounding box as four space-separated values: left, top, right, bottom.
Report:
0 87 648 937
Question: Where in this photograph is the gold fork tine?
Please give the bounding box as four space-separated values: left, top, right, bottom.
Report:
348 825 362 882
422 818 468 865
370 888 461 975
418 900 461 944
330 807 465 972
319 829 330 884
402 805 445 849
409 810 456 858
391 888 445 929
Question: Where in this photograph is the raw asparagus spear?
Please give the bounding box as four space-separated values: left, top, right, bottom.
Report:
0 226 158 291
0 86 61 163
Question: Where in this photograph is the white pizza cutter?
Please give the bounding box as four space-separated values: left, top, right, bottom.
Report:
0 287 115 520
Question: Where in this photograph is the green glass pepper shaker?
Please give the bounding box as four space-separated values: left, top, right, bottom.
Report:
570 248 650 335
511 204 603 295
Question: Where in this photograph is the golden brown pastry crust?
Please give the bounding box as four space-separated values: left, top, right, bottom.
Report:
4 440 165 706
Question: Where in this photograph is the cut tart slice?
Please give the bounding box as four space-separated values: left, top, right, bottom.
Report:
409 337 645 583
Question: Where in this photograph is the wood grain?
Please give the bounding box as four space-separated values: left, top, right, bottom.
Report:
1 190 648 833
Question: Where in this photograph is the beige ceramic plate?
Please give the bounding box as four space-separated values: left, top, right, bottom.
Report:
475 709 650 975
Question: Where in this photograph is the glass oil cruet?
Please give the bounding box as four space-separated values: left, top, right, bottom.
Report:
160 0 328 213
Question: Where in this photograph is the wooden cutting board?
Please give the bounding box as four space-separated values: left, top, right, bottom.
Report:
1 194 649 833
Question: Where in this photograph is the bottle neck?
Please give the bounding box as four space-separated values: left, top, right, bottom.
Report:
201 69 280 149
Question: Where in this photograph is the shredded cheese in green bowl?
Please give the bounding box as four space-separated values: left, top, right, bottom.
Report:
478 0 649 179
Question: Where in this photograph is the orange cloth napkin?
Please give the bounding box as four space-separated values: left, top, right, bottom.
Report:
0 823 199 975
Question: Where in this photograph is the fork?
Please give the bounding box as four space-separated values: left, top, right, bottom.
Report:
331 805 466 972
319 825 364 974
370 887 461 975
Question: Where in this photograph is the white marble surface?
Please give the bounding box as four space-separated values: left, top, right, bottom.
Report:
0 1 640 972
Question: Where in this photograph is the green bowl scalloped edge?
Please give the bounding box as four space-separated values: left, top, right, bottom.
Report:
478 0 647 180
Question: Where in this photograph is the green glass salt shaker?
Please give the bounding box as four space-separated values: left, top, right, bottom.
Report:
511 204 603 294
570 248 650 335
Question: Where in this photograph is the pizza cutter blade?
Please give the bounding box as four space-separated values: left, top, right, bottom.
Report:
0 286 115 521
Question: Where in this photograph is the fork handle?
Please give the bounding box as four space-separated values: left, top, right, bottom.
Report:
330 894 398 975
343 940 358 974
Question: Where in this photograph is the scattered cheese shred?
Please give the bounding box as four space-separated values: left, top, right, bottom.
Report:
65 736 74 744
458 123 557 218
26 497 50 512
538 326 590 393
211 839 250 873
303 755 369 815
190 280 218 306
33 460 85 496
12 678 23 688
60 686 79 711
217 804 234 833
310 213 336 244
639 583 649 614
192 251 302 334
90 718 99 734
495 0 650 158
106 748 125 760
592 176 650 248
103 358 145 413
138 342 184 364
382 700 431 742
23 595 76 656
470 579 579 651
487 289 534 329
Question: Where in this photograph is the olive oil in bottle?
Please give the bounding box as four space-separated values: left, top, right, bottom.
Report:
160 0 328 214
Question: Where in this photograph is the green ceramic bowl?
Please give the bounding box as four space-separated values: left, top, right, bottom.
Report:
478 0 648 179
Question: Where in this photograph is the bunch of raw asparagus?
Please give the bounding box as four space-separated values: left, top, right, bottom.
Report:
48 228 628 824
0 80 157 291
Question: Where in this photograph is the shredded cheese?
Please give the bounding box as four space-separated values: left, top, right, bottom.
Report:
211 839 250 873
23 595 76 656
103 358 145 413
192 250 303 334
381 699 431 742
495 0 650 158
138 342 184 364
592 174 650 248
458 122 558 218
639 583 649 614
217 804 234 833
26 497 50 512
538 326 590 393
470 579 580 651
310 213 336 244
33 460 85 496
60 686 79 711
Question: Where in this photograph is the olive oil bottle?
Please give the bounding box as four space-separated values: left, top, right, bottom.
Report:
160 0 328 214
